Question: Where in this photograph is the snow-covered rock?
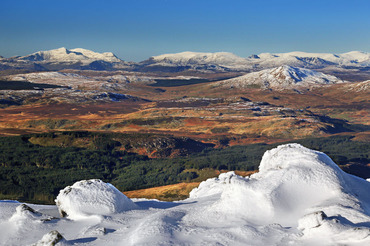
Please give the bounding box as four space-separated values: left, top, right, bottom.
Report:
55 179 137 220
9 204 56 223
32 230 66 246
217 65 344 90
297 211 328 230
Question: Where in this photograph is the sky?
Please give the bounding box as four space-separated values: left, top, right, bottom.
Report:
0 0 369 61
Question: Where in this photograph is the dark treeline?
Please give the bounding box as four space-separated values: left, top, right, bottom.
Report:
0 80 66 90
0 132 368 204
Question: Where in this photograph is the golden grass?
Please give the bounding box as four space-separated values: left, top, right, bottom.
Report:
124 182 201 201
123 170 258 201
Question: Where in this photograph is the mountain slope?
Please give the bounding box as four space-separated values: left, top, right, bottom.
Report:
217 65 345 90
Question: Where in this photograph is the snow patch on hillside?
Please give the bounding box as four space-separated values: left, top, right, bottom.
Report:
342 80 370 92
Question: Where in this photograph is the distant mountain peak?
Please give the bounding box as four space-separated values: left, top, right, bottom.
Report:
255 51 370 68
150 51 247 64
218 65 345 90
139 51 252 72
19 47 122 63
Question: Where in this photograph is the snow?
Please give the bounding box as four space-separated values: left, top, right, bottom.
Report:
1 144 370 245
217 65 345 90
55 179 137 220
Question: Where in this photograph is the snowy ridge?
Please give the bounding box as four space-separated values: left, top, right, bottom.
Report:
143 51 253 71
151 51 248 65
217 65 345 90
19 47 122 63
1 49 369 73
253 51 370 68
1 144 370 245
147 50 370 70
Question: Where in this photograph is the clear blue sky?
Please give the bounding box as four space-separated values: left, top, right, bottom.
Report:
1 0 369 61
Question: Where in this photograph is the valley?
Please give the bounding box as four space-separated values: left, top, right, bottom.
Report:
0 48 369 204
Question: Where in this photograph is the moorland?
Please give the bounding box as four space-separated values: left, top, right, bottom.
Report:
0 48 369 203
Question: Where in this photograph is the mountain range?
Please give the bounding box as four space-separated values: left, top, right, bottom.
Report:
1 47 369 73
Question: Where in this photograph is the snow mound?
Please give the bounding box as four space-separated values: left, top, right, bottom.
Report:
9 204 56 223
55 179 137 220
190 144 370 228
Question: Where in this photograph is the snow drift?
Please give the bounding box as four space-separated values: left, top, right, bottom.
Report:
55 179 137 220
189 144 370 244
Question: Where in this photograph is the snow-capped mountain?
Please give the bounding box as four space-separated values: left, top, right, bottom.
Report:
19 47 122 63
136 50 370 73
0 48 369 75
250 51 370 69
150 51 248 66
217 65 345 90
0 47 132 71
138 51 253 72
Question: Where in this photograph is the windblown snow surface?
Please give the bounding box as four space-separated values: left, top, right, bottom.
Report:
1 144 370 245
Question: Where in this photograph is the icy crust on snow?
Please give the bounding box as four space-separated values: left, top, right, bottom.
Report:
55 179 137 220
